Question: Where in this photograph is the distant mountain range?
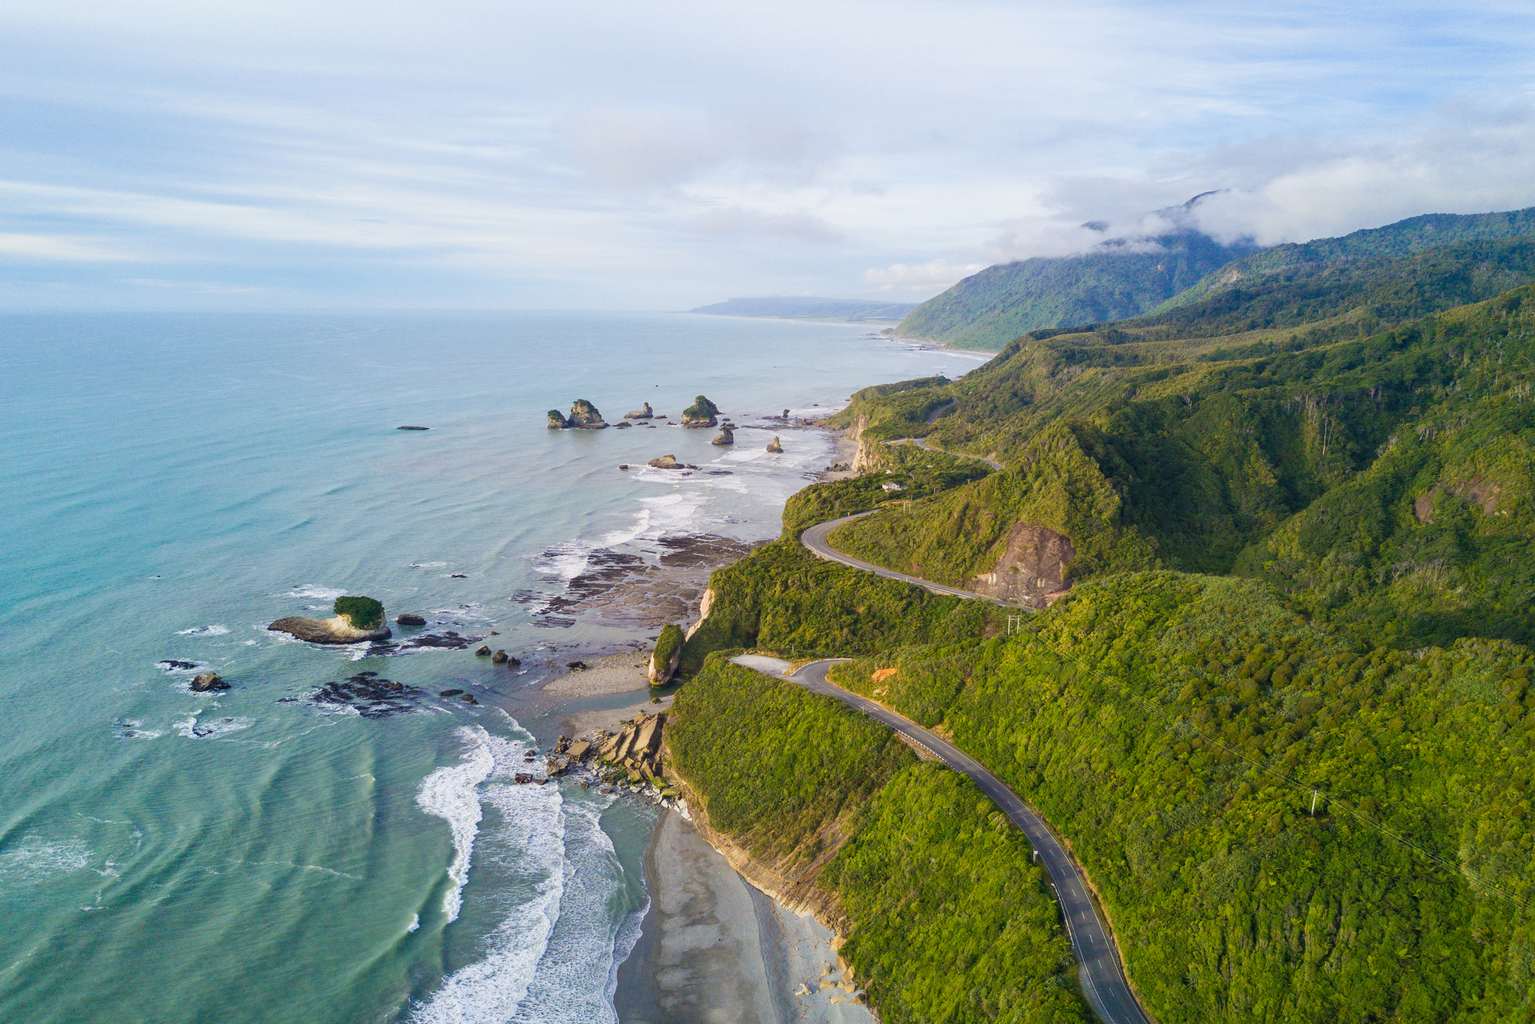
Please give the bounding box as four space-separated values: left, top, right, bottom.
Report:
690 296 917 322
896 192 1257 350
897 197 1535 350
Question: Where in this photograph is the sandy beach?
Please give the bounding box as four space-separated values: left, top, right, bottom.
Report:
614 809 873 1024
534 655 872 1023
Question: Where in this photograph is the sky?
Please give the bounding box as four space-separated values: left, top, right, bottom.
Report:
2 1 1535 310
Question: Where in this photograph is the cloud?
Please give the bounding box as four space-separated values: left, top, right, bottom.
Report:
863 259 987 297
0 232 155 262
0 2 1534 308
1187 99 1535 245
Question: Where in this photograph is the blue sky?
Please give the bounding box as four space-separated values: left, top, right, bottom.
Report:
1 1 1534 310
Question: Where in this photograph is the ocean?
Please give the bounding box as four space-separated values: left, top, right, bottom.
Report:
0 311 981 1023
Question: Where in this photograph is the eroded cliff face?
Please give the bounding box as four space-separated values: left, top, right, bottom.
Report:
663 762 850 931
972 522 1074 607
848 414 884 474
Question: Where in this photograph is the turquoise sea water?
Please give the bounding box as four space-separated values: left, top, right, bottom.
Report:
0 312 980 1023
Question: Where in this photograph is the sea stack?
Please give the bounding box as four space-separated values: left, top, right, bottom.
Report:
766 435 783 453
711 426 734 446
547 409 571 429
625 401 654 419
681 395 720 428
190 672 229 692
566 399 607 429
269 595 392 644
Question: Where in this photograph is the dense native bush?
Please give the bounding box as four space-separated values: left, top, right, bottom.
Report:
666 658 1089 1023
677 539 1002 676
333 595 384 629
830 572 1535 1024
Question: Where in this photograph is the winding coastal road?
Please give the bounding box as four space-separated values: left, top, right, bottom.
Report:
888 435 1004 472
732 654 1150 1024
800 513 1017 606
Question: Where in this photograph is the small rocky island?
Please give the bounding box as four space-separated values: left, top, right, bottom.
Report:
547 399 608 429
269 595 392 644
680 395 720 428
711 425 734 446
625 401 654 419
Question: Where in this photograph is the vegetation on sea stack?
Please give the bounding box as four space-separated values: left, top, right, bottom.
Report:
650 623 684 686
681 394 720 426
333 595 384 630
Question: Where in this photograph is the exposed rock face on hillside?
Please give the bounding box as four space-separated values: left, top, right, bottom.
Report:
267 614 392 644
681 395 720 427
972 523 1074 607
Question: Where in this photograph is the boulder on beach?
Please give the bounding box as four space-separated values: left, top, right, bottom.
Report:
625 401 654 419
395 613 427 627
681 395 720 428
269 595 391 645
647 453 684 470
766 435 783 453
190 672 229 692
711 426 734 446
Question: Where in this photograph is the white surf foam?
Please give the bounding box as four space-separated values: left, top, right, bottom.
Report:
0 837 93 882
176 624 231 637
507 794 642 1024
173 714 253 740
409 723 568 1024
415 725 497 923
286 584 346 600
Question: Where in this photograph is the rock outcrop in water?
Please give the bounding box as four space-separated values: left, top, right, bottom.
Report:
270 596 391 644
711 426 734 446
648 453 684 470
548 399 608 429
567 399 607 428
681 395 720 428
190 671 229 692
269 615 392 644
765 435 783 453
395 612 427 627
626 401 654 419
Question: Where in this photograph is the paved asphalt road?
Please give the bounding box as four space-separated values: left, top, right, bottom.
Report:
800 513 1016 606
729 656 1152 1024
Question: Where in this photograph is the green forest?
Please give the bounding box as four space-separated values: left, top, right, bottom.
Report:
664 206 1535 1024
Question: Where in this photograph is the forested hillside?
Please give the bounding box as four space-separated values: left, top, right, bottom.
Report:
896 228 1251 350
667 213 1535 1024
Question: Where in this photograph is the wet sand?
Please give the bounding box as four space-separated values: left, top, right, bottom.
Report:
614 810 873 1024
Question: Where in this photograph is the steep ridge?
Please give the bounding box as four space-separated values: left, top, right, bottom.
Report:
897 193 1255 350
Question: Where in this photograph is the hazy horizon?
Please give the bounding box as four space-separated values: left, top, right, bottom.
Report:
3 1 1535 311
